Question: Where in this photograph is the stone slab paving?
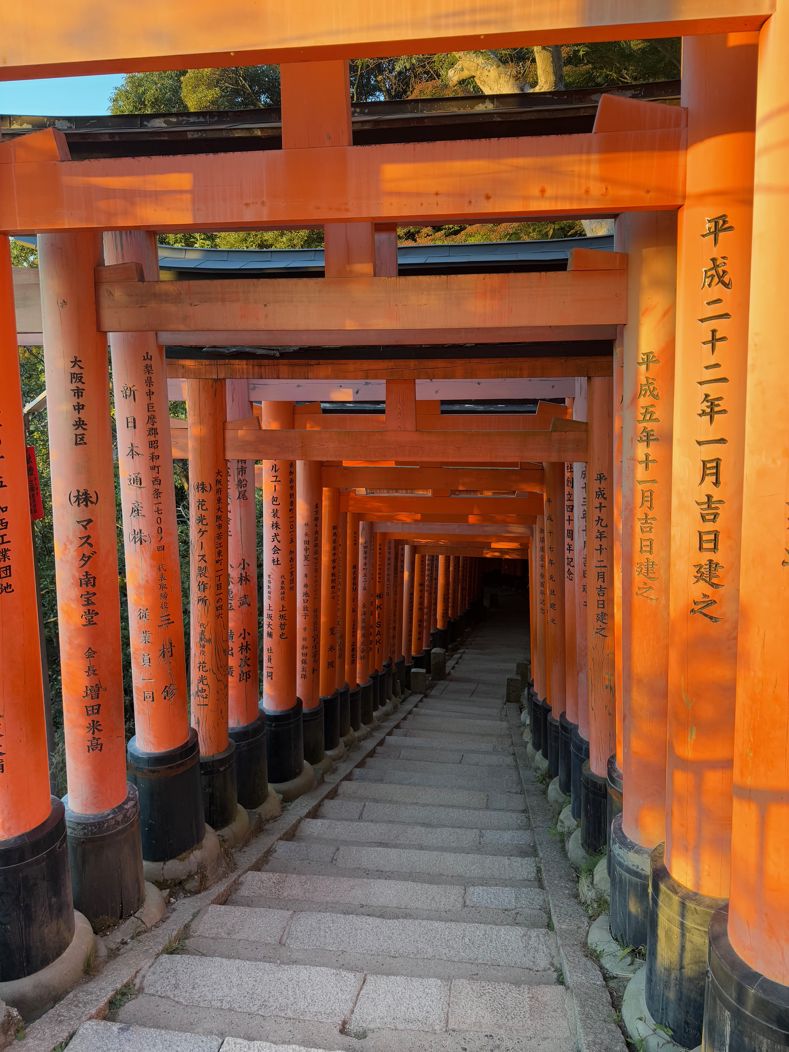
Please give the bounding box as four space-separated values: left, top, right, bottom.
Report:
66 600 592 1052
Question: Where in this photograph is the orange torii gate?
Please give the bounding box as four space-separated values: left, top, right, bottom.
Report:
0 6 786 1050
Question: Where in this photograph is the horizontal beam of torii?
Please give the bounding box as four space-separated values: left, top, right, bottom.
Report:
343 494 542 517
415 544 530 559
1 0 770 80
0 121 684 233
374 523 532 538
321 466 545 492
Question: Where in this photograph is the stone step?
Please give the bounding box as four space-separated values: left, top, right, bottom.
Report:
352 762 522 793
294 817 534 855
405 715 508 734
189 904 558 975
336 779 524 811
363 755 517 781
375 744 517 768
387 731 511 754
320 797 529 830
271 839 538 882
66 1020 222 1052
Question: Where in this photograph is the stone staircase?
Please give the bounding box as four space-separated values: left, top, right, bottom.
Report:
66 607 576 1052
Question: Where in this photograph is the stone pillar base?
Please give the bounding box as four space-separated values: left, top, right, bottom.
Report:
570 726 589 822
0 911 95 1023
409 667 429 694
128 729 205 863
247 790 283 832
703 906 789 1052
505 675 521 704
64 785 145 932
270 761 318 802
215 803 251 849
516 660 531 685
558 804 578 837
645 844 726 1049
580 762 608 855
547 714 560 777
199 740 239 832
623 967 691 1052
567 827 592 871
546 776 568 816
310 752 335 783
609 814 651 951
143 825 224 893
230 713 268 810
430 648 447 681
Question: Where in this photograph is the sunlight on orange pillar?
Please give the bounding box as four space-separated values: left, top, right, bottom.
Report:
411 552 425 658
612 334 624 768
619 213 676 850
39 231 126 814
103 231 188 755
402 544 415 664
665 34 756 899
373 534 386 671
0 236 51 839
544 463 566 718
564 461 578 725
186 379 228 758
344 511 359 689
356 519 373 684
726 9 789 985
261 402 297 713
296 461 321 710
437 555 449 631
573 384 590 738
586 375 614 778
226 380 259 729
320 487 340 698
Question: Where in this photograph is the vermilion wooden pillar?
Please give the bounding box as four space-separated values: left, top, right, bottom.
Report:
319 487 344 756
402 543 415 677
571 381 590 821
371 533 386 712
702 15 789 1048
609 326 625 837
435 554 450 649
356 518 374 726
225 380 268 810
543 462 567 787
0 235 80 983
421 553 435 667
297 460 326 769
260 402 313 796
382 539 397 702
643 35 758 1049
186 379 241 835
448 554 459 643
335 506 351 741
531 518 549 757
103 230 203 866
609 213 676 951
344 511 361 732
39 232 144 930
563 458 578 794
392 542 406 693
411 552 426 671
581 375 614 855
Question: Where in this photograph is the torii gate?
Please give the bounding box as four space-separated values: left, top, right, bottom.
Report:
0 4 787 1050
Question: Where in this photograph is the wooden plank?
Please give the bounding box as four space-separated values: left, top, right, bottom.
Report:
385 380 416 431
289 402 569 432
374 522 532 537
95 270 627 338
0 126 685 233
0 1 769 79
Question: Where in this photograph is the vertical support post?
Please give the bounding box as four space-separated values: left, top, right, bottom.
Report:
402 543 415 680
187 380 240 835
581 375 614 855
225 380 267 811
320 486 344 756
532 518 549 758
421 553 435 671
447 554 459 643
544 462 567 785
571 381 590 821
0 235 82 986
435 554 449 649
382 539 397 703
609 213 676 950
104 231 203 866
371 533 386 714
344 511 360 732
356 519 374 727
562 458 578 797
411 553 426 670
261 402 314 797
39 231 144 929
335 502 351 742
297 461 325 771
609 324 625 839
644 34 757 1049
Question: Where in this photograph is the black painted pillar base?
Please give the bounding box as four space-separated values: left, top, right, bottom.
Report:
264 700 304 785
412 649 427 671
338 684 351 738
447 617 460 646
322 691 341 751
646 844 726 1050
359 679 374 725
580 761 608 855
65 785 145 931
200 740 238 831
431 627 448 650
370 670 382 712
609 814 650 951
607 754 624 875
702 906 789 1052
539 702 551 759
302 701 326 765
531 697 547 753
570 726 589 822
348 686 361 731
0 798 74 981
230 713 269 809
383 660 394 700
547 714 560 778
128 728 205 862
395 658 407 693
558 715 573 796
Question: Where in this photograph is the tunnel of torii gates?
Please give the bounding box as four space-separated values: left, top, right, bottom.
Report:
0 2 788 1048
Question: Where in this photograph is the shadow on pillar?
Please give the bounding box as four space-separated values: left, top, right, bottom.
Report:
128 729 205 863
580 761 608 855
606 754 623 875
547 714 560 778
65 785 145 931
609 814 651 951
702 906 789 1052
229 712 269 810
570 726 589 822
303 701 326 765
558 715 573 796
359 679 374 725
200 740 239 832
348 686 361 732
264 700 305 785
369 670 382 713
322 691 340 752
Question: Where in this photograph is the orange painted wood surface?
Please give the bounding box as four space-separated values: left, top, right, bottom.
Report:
321 466 545 493
296 461 322 710
319 488 340 698
543 463 567 720
344 512 359 689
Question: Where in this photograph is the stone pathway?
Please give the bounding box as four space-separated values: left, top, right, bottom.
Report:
66 605 578 1052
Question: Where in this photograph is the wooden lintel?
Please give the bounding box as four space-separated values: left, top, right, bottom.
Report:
320 466 545 491
374 522 532 537
344 494 542 517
